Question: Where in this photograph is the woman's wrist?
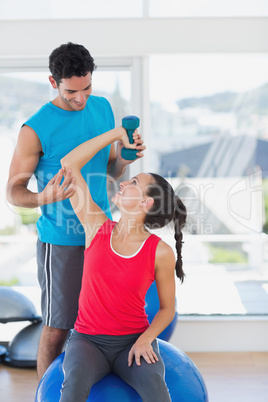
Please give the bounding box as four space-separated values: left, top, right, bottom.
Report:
113 126 126 142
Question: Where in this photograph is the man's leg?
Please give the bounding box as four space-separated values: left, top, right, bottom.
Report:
37 325 69 381
36 239 84 380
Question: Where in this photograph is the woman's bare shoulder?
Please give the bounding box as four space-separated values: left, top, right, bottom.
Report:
155 240 175 261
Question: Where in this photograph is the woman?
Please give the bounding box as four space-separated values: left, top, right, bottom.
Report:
59 126 187 402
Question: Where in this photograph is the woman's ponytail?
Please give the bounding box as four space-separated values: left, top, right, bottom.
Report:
144 173 187 282
173 196 187 283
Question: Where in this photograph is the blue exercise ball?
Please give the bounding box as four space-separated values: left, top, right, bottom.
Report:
158 339 209 402
35 339 208 402
145 281 177 341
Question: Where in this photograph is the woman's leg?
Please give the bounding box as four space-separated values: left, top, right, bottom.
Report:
60 330 111 402
113 339 171 402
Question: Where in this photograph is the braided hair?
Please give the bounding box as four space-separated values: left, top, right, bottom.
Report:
144 173 187 282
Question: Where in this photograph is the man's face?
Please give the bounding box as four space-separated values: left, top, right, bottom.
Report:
50 72 92 111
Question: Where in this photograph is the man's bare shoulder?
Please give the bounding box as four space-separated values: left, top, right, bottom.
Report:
17 125 42 154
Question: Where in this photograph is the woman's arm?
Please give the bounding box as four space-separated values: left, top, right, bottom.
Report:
128 241 176 367
60 127 136 246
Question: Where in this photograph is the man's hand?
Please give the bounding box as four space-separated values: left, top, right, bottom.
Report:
117 131 146 164
128 338 159 367
39 168 76 205
107 130 146 182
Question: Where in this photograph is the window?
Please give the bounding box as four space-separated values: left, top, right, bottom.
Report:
149 53 268 315
149 0 268 17
2 0 268 20
0 0 143 19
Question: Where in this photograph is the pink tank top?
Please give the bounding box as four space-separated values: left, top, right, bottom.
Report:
75 220 161 335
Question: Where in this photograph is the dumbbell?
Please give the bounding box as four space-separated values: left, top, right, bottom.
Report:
121 115 140 160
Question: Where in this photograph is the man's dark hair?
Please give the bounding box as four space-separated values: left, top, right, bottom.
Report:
49 42 96 85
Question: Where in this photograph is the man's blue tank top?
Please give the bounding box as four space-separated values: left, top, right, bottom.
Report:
24 96 114 246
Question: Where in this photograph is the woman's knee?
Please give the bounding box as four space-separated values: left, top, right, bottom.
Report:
61 334 111 400
122 356 170 402
61 355 95 402
138 371 171 402
60 376 91 402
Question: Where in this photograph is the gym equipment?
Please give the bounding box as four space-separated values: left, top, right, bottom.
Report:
145 281 177 341
0 345 7 361
121 115 140 160
0 286 41 323
3 321 43 368
0 286 42 368
35 339 209 402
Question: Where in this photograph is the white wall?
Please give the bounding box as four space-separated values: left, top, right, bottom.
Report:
170 316 268 352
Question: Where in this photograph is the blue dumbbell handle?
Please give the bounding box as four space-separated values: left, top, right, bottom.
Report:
121 115 140 161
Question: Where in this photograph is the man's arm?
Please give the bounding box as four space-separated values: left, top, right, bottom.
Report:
107 134 145 182
6 125 75 208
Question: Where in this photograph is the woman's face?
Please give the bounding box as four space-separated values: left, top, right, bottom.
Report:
112 173 153 214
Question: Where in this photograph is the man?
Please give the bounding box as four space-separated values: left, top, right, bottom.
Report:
6 42 144 380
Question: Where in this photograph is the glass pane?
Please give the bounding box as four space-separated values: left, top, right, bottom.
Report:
93 70 131 126
0 68 131 286
0 72 51 286
92 69 131 215
0 0 143 19
149 54 268 315
150 0 268 17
